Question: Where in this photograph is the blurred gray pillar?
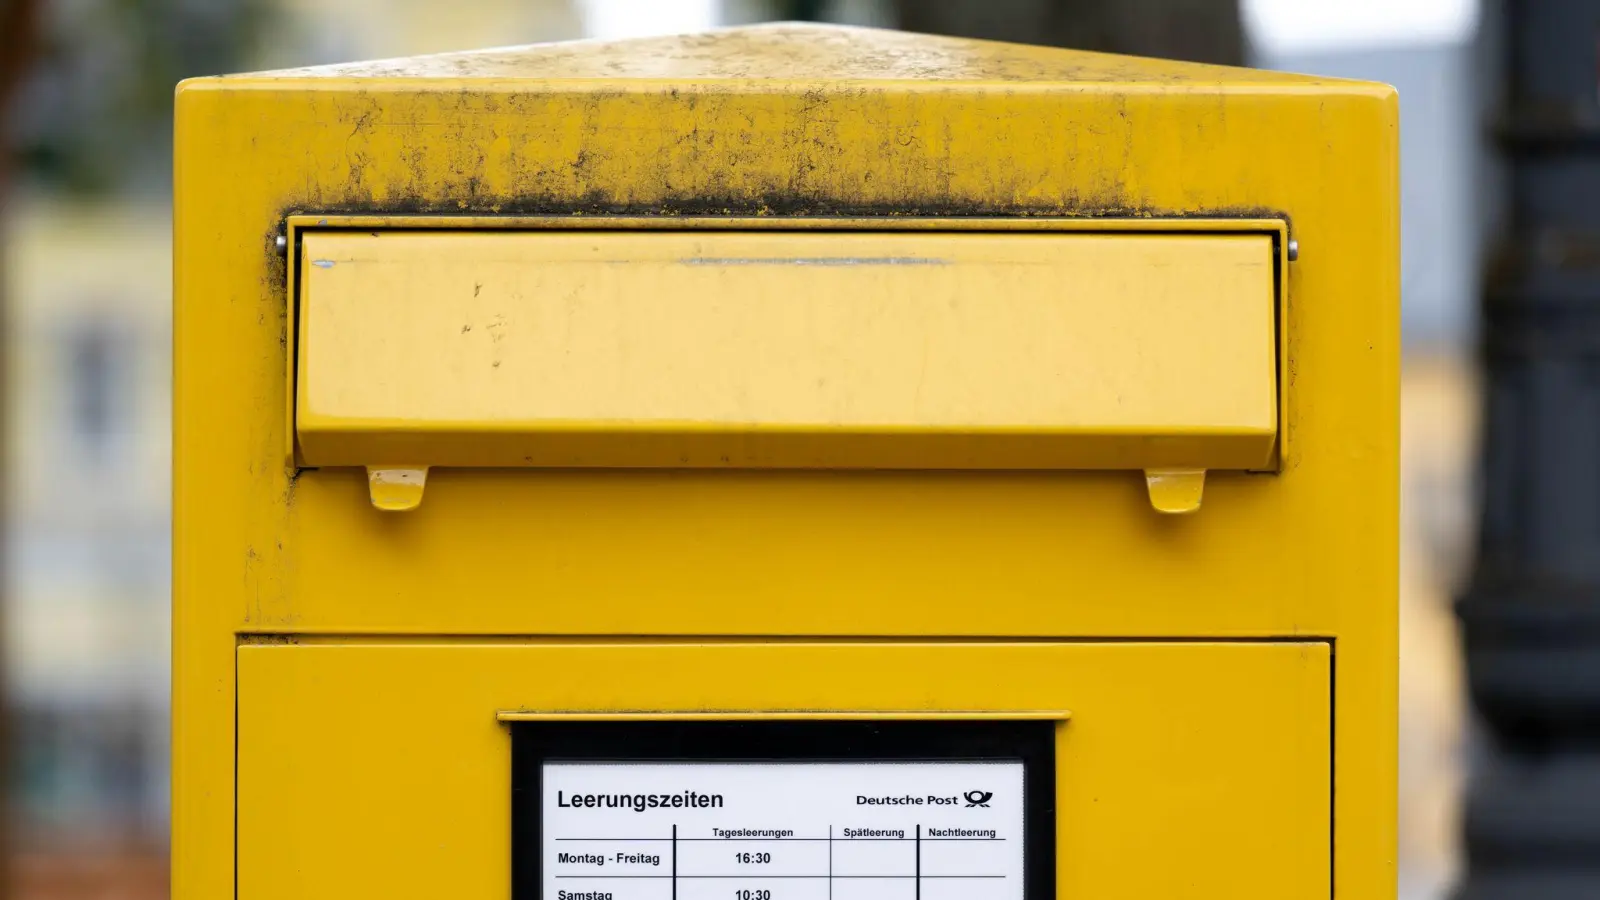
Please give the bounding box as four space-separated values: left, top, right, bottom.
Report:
893 0 1244 65
1458 2 1600 899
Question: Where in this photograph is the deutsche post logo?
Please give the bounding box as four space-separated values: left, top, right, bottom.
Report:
963 790 992 808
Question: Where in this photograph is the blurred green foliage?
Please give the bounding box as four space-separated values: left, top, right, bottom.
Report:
9 0 274 194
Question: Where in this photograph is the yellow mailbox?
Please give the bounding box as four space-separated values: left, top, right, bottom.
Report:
174 24 1398 900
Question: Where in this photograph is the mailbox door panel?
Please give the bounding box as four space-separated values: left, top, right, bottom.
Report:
237 641 1329 900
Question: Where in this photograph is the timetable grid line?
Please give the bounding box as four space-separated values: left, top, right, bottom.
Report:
915 824 921 900
553 875 1008 879
553 836 1004 841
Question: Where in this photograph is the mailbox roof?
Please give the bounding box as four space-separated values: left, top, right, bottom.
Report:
236 22 1342 87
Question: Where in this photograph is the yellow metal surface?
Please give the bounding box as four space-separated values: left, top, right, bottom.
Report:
174 22 1399 900
1144 468 1209 514
297 230 1276 470
238 641 1330 900
365 466 428 511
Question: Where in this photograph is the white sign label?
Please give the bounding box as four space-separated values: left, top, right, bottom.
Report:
542 760 1026 900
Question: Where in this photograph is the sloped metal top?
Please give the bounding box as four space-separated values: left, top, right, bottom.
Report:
236 22 1341 86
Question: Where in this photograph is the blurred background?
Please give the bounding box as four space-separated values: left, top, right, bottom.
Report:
0 0 1542 897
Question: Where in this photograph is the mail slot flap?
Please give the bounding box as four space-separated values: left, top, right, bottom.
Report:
296 230 1278 479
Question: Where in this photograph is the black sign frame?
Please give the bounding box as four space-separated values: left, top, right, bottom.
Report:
510 718 1056 900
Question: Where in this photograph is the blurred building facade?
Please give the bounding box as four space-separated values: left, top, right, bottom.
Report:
2 0 584 890
5 201 173 848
